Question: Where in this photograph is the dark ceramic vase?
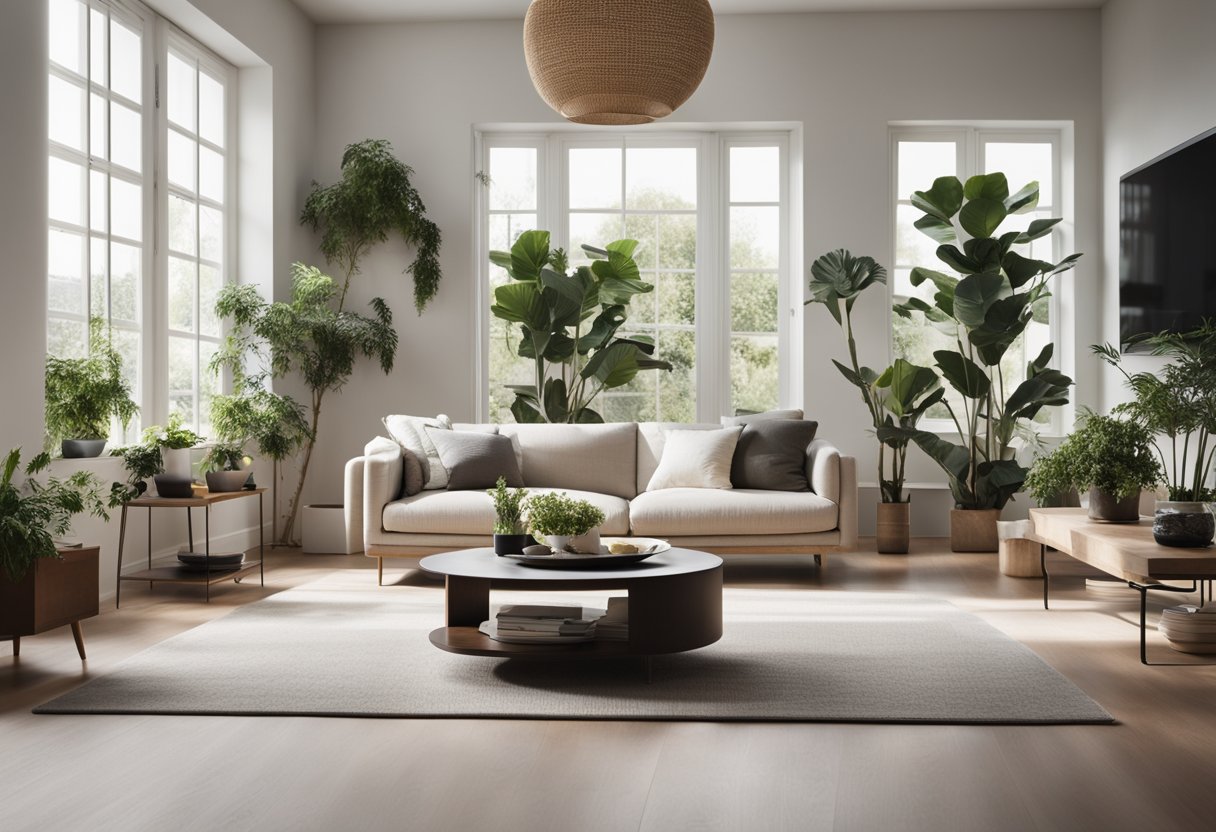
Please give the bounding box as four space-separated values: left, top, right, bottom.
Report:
1153 501 1214 548
493 533 537 556
61 438 106 458
1087 488 1140 522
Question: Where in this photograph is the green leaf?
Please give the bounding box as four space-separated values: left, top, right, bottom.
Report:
574 408 604 424
913 214 957 244
1049 252 1083 276
963 172 1010 202
539 266 586 328
934 349 991 399
936 245 981 275
953 272 1009 327
1016 217 1062 244
543 378 569 422
1004 181 1040 214
910 177 964 221
969 295 1032 366
580 342 643 389
488 250 513 271
1002 251 1053 288
959 197 1008 239
963 238 1005 273
874 358 940 417
605 238 639 259
905 429 975 506
578 305 627 353
974 459 1027 510
509 230 551 281
808 249 887 304
491 282 548 331
832 358 867 390
510 397 545 424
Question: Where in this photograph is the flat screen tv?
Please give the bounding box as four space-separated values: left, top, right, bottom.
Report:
1120 126 1216 349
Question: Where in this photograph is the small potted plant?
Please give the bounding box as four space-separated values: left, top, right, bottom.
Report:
1027 412 1161 523
108 442 163 506
44 319 139 458
1023 443 1081 508
1 448 109 650
201 442 252 493
525 492 606 554
487 476 531 555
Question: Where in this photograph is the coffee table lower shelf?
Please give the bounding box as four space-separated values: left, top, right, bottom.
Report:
429 626 646 659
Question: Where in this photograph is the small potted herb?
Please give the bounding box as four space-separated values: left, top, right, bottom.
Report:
201 442 252 493
143 415 203 497
525 492 606 554
108 442 163 506
1027 412 1161 523
44 319 139 458
487 476 531 555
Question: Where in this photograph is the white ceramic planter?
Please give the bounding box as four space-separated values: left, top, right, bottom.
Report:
161 447 193 479
546 528 601 554
302 504 356 554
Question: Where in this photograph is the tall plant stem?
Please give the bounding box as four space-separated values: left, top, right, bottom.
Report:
337 247 361 311
281 389 323 546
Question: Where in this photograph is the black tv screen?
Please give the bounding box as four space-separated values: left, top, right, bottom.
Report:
1120 126 1216 348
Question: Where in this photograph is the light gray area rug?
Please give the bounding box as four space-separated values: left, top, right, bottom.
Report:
37 572 1112 723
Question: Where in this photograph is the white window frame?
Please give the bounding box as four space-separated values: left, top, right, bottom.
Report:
888 123 1071 437
154 21 238 434
474 128 794 424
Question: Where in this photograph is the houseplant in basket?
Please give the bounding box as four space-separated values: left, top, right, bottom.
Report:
44 318 139 458
201 442 252 493
526 492 605 554
1025 412 1161 522
1 449 108 653
805 249 944 553
888 173 1077 551
487 476 531 555
1096 323 1216 545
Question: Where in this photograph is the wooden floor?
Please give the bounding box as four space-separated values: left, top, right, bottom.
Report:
3 541 1215 832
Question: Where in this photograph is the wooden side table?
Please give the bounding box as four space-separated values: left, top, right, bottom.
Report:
115 488 266 607
1 546 99 659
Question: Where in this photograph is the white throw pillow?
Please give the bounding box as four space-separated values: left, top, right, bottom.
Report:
382 414 453 490
646 427 743 491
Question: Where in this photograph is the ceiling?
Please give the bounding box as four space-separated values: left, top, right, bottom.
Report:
291 0 1102 25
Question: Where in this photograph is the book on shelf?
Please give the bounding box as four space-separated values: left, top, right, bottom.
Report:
596 596 629 642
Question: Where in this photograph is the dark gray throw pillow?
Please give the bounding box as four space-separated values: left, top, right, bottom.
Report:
427 429 524 490
730 419 819 491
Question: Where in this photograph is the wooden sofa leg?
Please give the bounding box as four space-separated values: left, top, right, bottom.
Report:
814 554 822 567
377 557 384 586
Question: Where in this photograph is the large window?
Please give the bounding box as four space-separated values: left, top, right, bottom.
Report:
46 0 233 438
890 126 1064 433
479 132 792 424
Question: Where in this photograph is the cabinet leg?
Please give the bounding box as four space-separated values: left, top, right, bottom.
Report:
70 622 86 660
11 636 19 657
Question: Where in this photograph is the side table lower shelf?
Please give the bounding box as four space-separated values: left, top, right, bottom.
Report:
120 560 262 597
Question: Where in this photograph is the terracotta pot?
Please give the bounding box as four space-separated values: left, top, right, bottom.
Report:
1153 501 1214 547
950 508 1001 552
876 501 910 554
1088 487 1140 523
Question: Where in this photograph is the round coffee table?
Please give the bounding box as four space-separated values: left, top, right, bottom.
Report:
419 547 723 659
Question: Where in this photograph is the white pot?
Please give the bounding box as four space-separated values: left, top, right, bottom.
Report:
162 447 193 480
546 528 601 554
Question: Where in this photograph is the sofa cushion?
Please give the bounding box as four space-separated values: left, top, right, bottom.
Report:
731 419 819 492
382 487 630 536
427 428 523 490
636 422 724 495
629 488 838 536
646 427 742 491
383 414 453 490
499 423 637 500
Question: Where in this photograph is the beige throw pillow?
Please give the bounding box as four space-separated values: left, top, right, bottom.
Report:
646 427 743 491
382 414 453 490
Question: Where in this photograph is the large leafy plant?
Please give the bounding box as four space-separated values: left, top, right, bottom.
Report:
1025 412 1161 502
44 318 138 445
212 263 396 545
1 449 108 581
489 230 671 423
805 249 943 503
1095 321 1216 501
887 173 1077 510
301 138 442 313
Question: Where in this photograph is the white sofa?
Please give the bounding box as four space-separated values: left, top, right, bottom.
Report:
345 422 857 583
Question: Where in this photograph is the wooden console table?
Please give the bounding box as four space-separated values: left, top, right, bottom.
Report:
1028 508 1216 663
116 489 265 607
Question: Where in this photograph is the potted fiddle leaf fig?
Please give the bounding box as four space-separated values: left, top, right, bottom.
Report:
805 249 944 553
889 173 1078 552
1096 322 1216 546
489 230 672 423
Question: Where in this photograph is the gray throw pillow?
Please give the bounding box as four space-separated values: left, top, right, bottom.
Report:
426 428 524 490
730 419 819 491
720 408 804 427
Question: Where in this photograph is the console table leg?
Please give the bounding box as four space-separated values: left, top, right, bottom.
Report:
1135 582 1148 665
70 621 86 660
115 505 128 609
1041 545 1050 610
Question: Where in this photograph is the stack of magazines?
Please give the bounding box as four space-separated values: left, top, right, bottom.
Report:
479 604 604 644
596 597 629 642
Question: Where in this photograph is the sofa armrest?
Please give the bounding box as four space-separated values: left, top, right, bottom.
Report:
362 436 404 544
344 455 366 554
806 439 858 551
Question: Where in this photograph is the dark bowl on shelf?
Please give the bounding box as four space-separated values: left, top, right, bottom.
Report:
153 474 194 498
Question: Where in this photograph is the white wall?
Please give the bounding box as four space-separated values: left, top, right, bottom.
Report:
308 10 1103 534
1100 0 1216 411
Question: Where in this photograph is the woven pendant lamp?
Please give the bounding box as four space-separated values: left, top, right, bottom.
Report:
523 0 715 126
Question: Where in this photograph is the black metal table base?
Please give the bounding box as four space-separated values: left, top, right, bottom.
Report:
1039 542 1214 664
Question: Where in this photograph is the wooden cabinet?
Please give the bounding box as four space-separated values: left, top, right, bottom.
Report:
0 546 99 659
